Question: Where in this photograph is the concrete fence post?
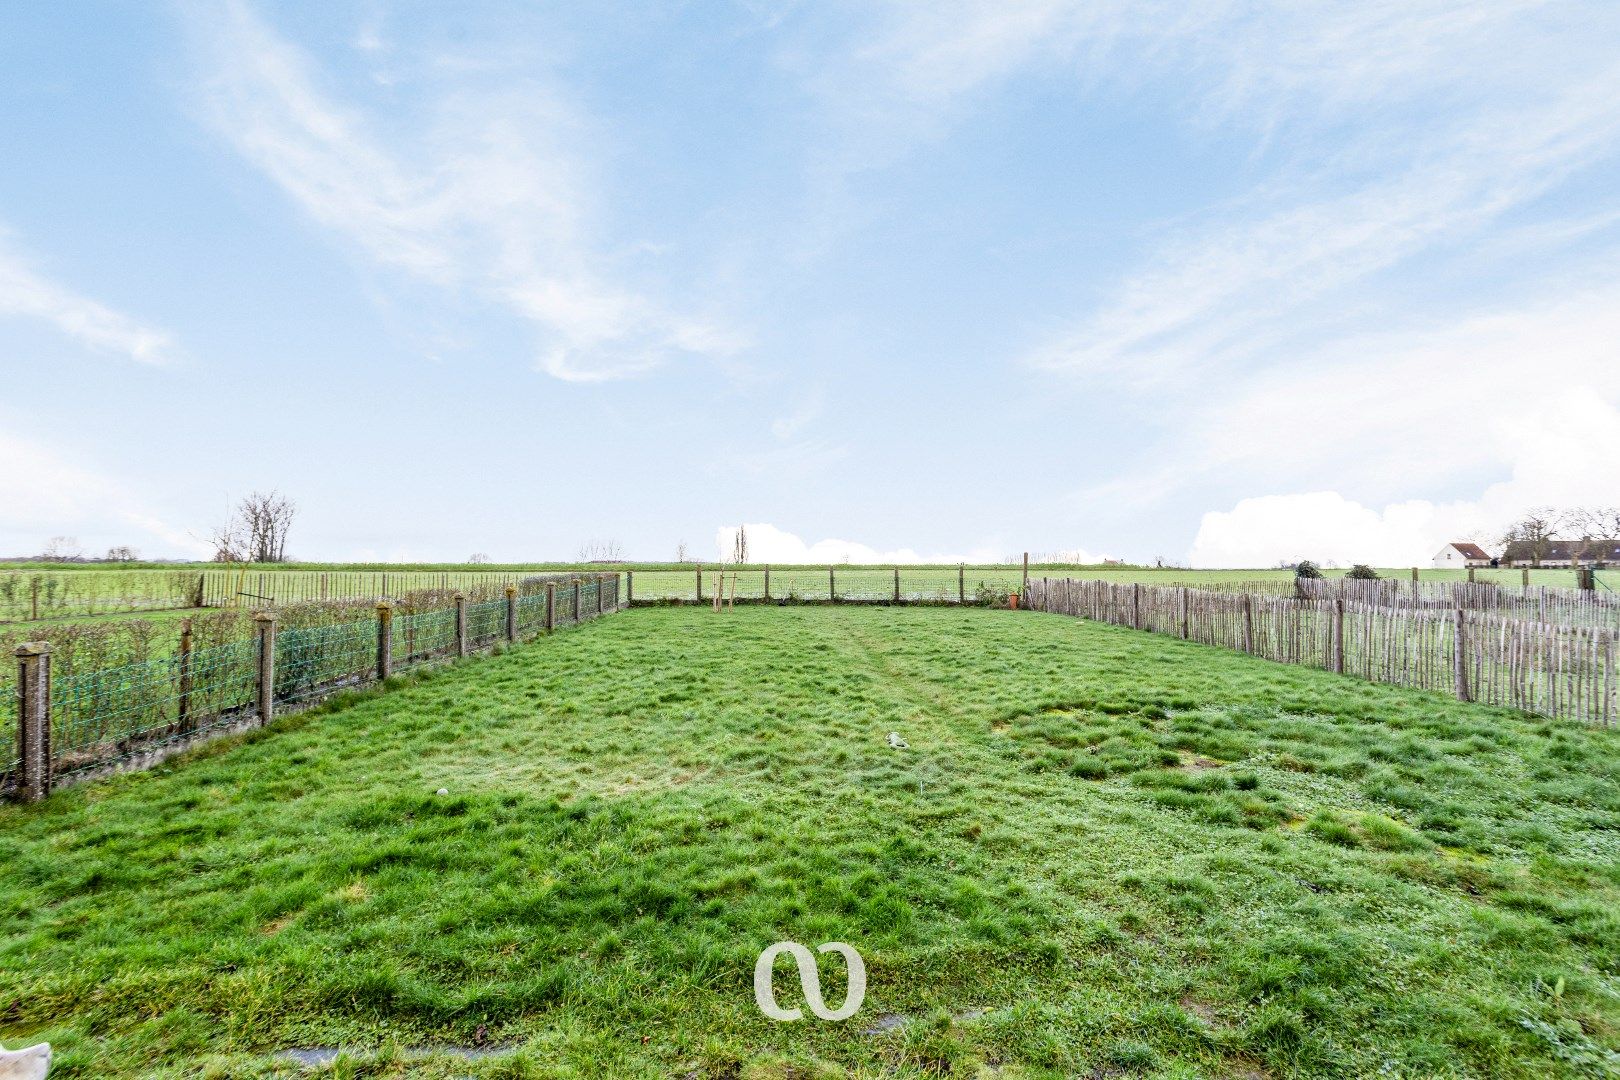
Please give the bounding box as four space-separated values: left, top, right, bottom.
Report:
376 602 393 680
505 585 518 642
178 618 195 735
1331 598 1345 675
15 643 51 803
597 574 606 617
626 570 635 606
545 583 556 632
454 593 468 657
571 579 581 624
1453 607 1471 703
254 613 277 726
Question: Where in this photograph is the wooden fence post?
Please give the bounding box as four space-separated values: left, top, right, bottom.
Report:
763 565 771 601
829 566 835 602
195 574 206 607
505 585 518 642
15 643 51 803
1453 607 1471 702
696 566 703 604
454 593 468 657
30 577 39 620
1131 583 1143 630
1522 567 1530 587
545 583 556 632
893 567 900 604
1241 595 1254 654
959 563 965 605
572 579 581 624
597 575 606 617
1467 566 1477 584
177 618 195 734
376 602 393 679
1180 587 1190 640
254 613 277 726
1331 598 1345 674
1023 552 1030 596
626 570 634 606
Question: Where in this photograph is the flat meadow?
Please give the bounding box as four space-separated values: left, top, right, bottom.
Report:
0 562 1589 626
2 606 1618 1078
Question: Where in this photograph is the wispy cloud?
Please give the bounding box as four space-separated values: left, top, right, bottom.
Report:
185 0 743 381
0 427 208 556
815 3 1620 389
0 234 173 363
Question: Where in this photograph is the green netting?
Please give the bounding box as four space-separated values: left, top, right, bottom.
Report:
467 598 506 646
278 618 377 703
49 639 258 779
1 687 17 795
555 584 578 624
392 607 457 666
516 593 546 633
580 579 600 618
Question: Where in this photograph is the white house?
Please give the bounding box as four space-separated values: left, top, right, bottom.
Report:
1431 542 1492 569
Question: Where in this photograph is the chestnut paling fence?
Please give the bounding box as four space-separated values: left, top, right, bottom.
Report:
5 574 622 801
10 569 1619 803
1024 578 1617 728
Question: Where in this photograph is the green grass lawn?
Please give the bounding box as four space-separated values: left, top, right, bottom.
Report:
2 607 1618 1078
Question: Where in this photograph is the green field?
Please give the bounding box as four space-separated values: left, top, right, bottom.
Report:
0 562 1594 625
3 607 1618 1078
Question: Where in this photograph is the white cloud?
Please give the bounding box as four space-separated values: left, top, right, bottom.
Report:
187 0 741 381
0 429 210 557
1189 396 1620 567
0 237 173 363
713 522 1009 564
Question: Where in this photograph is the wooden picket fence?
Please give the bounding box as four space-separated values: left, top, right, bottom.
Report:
1025 579 1617 727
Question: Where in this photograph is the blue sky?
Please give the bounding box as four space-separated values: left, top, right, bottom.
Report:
4 1 1620 566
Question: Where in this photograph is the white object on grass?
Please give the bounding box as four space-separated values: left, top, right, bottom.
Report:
0 1042 50 1080
436 788 449 796
886 732 908 750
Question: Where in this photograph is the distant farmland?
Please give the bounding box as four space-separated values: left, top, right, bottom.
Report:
0 562 1592 623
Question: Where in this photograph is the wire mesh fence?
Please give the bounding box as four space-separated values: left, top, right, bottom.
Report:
626 566 1023 604
5 575 626 799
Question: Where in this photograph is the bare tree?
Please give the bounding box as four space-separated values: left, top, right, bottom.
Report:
731 525 749 564
42 535 83 561
239 491 297 562
675 540 689 563
577 538 624 562
468 552 490 564
209 518 246 563
1500 507 1563 567
105 545 140 562
212 491 296 563
1568 506 1620 540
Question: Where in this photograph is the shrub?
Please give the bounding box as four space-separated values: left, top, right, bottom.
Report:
1294 560 1323 580
1346 564 1379 580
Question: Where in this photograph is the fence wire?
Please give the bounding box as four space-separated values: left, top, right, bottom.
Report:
10 577 625 795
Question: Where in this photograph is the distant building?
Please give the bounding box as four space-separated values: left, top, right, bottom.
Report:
1431 542 1492 569
1500 537 1620 568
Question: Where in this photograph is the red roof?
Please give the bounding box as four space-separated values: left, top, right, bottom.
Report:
1450 542 1490 560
